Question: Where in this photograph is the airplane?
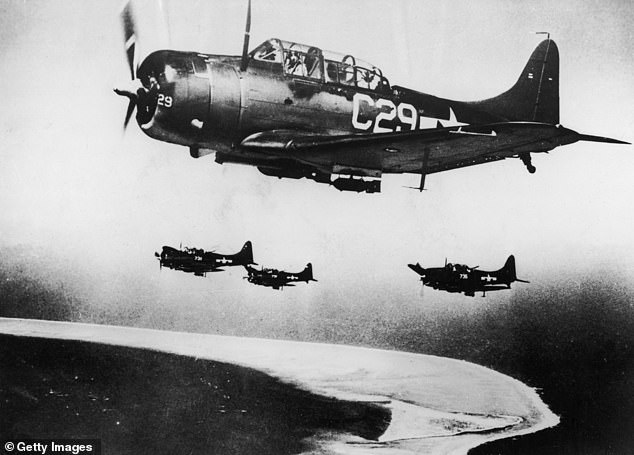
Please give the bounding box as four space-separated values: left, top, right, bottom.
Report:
244 263 317 290
408 255 529 297
155 241 255 277
115 2 628 193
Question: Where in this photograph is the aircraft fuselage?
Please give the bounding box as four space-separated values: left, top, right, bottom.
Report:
120 35 623 192
136 46 504 165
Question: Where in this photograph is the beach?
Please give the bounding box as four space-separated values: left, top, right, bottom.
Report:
0 318 558 454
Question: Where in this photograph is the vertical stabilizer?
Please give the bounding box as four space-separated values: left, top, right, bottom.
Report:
301 263 317 282
500 255 529 284
236 241 255 265
472 40 559 124
501 255 518 281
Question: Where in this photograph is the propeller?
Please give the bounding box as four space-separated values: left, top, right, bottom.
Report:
116 0 163 130
116 1 140 130
121 2 137 80
154 251 163 270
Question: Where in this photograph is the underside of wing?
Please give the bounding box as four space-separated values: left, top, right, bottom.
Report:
236 122 585 177
479 285 511 292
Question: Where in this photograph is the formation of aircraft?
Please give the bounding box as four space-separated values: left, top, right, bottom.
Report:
244 263 317 290
121 3 628 299
155 241 316 291
408 255 529 297
115 1 627 193
155 241 255 277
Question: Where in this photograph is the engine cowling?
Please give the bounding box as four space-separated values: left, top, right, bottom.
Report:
136 51 240 151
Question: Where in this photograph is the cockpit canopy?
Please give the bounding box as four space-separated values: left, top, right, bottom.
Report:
250 39 390 92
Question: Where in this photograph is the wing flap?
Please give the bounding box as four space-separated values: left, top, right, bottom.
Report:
239 122 584 175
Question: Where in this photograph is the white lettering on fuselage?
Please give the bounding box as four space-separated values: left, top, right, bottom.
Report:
157 93 173 108
351 93 466 133
352 93 373 130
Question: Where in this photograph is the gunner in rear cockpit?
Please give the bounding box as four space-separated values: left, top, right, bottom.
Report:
285 51 306 76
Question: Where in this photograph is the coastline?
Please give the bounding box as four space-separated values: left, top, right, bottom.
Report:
0 317 558 453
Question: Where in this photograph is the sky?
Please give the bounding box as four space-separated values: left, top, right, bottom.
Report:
0 0 633 337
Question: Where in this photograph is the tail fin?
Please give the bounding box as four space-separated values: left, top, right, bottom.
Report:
501 255 530 283
301 263 317 282
473 39 559 124
501 255 518 280
236 241 255 265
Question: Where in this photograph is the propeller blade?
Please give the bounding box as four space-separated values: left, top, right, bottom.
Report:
239 0 252 72
123 98 136 129
157 0 172 48
120 1 138 80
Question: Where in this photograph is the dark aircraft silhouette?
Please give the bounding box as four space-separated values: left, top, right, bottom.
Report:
155 241 255 277
244 263 317 290
115 2 627 193
408 255 529 297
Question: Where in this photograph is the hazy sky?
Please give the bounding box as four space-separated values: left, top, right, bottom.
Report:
0 0 632 332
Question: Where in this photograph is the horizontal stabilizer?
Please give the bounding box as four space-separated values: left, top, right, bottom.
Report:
408 263 426 275
578 134 630 145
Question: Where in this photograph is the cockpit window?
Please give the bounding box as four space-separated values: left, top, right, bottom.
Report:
251 39 283 63
253 39 390 90
355 67 380 90
282 43 322 80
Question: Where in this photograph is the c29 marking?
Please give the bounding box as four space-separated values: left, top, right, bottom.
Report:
352 93 465 133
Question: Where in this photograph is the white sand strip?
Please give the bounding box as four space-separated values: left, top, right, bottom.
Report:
0 318 558 453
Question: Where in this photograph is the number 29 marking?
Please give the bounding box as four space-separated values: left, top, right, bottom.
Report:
158 94 173 108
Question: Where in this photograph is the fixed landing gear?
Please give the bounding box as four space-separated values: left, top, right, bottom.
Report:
520 153 536 174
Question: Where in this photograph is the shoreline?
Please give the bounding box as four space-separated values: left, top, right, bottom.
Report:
0 317 558 453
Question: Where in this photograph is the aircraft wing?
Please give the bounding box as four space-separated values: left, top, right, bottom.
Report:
478 285 511 292
240 122 626 175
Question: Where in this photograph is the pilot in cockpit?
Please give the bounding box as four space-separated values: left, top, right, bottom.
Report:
284 50 306 76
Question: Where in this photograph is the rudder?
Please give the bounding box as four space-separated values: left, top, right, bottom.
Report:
237 241 255 265
472 40 559 124
301 263 317 282
501 255 518 281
